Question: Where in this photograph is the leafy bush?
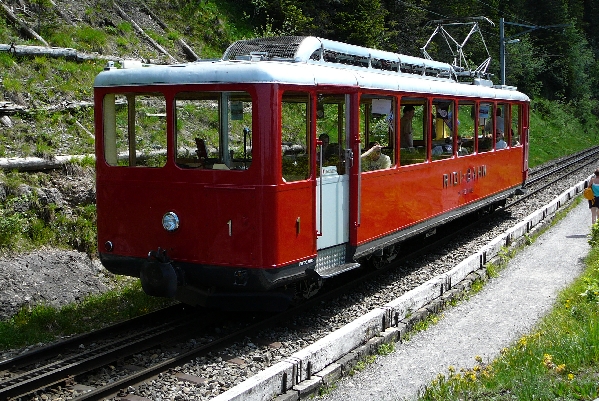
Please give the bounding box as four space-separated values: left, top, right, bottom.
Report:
0 212 27 248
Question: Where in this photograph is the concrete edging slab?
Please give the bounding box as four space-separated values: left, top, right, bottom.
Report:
212 179 589 401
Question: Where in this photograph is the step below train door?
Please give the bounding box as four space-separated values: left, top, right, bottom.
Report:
315 93 357 277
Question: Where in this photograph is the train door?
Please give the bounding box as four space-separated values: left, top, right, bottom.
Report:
356 94 398 244
315 94 351 250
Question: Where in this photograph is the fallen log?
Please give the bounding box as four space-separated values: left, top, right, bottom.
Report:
140 2 199 61
48 0 76 26
0 99 94 116
0 154 95 171
0 149 169 171
114 2 178 64
0 43 116 61
0 1 49 46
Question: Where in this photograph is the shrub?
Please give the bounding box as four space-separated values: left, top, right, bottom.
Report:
0 212 27 247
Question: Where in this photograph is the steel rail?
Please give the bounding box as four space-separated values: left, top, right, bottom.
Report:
0 304 188 372
4 147 599 401
0 305 210 400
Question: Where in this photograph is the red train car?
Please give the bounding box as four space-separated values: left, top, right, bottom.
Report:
94 36 529 310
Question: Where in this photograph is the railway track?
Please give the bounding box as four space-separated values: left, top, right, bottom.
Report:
522 145 599 193
2 148 598 401
0 305 212 400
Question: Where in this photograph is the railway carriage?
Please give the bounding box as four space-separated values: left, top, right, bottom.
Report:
94 36 529 310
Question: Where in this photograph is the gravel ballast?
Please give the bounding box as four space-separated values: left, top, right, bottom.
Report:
0 165 595 401
316 199 591 401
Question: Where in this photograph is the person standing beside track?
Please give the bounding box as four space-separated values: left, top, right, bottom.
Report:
586 168 599 224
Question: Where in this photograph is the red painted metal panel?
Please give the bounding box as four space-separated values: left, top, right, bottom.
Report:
356 148 524 245
272 182 317 265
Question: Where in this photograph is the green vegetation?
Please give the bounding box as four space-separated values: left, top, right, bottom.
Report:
528 99 599 167
0 56 101 159
350 354 377 376
0 0 597 357
346 342 397 378
417 202 599 401
418 248 599 400
408 314 441 339
0 168 97 255
0 280 173 350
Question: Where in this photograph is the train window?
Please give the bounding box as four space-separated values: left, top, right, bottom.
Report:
316 94 347 175
478 103 493 153
359 94 396 172
511 105 521 146
494 103 508 150
457 101 477 156
432 99 456 160
399 98 427 166
282 92 310 182
102 93 167 167
174 91 253 170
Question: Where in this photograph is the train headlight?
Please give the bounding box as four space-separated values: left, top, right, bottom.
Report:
162 212 180 232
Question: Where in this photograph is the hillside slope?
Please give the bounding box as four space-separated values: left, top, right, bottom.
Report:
0 0 246 160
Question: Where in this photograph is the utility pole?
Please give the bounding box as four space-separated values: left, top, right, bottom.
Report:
499 18 568 86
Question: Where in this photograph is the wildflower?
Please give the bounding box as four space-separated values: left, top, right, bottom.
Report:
518 336 528 348
543 354 555 370
555 364 566 374
568 373 574 380
474 355 483 363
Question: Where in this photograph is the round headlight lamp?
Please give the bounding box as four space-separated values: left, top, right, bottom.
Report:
162 212 180 232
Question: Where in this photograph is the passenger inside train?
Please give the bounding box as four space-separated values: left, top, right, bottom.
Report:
400 105 415 149
361 142 391 171
496 133 508 149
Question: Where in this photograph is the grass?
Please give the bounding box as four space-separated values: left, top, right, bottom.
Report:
0 0 596 360
0 279 174 350
347 342 397 377
418 249 599 400
417 200 599 400
528 98 599 167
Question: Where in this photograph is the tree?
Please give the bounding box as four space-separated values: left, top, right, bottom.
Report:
503 35 545 97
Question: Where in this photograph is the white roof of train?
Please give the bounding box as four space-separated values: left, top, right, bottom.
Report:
94 36 529 102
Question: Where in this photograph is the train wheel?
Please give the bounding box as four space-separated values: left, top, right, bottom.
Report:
369 255 386 269
300 277 323 299
368 245 398 270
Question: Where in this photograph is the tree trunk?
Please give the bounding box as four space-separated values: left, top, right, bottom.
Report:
0 1 49 46
140 2 199 61
0 98 93 116
113 2 178 63
0 43 115 61
0 154 95 171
